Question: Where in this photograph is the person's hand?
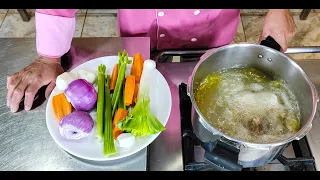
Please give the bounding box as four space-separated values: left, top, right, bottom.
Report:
259 9 297 52
7 56 64 112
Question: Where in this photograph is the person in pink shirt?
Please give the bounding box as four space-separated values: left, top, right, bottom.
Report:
6 9 297 112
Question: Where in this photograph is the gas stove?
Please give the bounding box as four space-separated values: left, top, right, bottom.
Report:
178 83 316 171
147 51 320 171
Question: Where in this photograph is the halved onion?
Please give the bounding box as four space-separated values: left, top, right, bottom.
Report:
59 111 94 140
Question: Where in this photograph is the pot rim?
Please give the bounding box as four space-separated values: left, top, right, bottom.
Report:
189 43 318 148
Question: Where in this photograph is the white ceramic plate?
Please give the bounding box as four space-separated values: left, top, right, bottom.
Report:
46 56 172 161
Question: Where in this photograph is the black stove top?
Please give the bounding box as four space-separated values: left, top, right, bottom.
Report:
178 83 316 171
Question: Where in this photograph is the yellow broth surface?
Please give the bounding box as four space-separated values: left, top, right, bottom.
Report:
195 68 300 143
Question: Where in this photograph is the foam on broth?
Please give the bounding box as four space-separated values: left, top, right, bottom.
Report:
195 68 300 144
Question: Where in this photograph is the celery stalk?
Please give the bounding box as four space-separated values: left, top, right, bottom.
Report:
111 51 125 106
96 64 106 139
111 51 131 116
118 81 126 110
104 75 116 156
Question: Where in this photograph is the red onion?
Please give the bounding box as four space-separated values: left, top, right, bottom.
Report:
59 111 94 140
64 79 97 112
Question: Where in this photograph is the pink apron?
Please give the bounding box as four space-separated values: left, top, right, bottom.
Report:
35 9 240 58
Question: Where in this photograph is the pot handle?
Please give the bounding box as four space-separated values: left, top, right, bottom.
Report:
202 140 243 171
260 36 281 51
187 127 243 171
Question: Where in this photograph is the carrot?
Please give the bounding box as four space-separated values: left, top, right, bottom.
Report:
113 129 123 140
124 75 136 106
110 64 118 91
131 53 144 83
133 84 139 104
112 108 128 139
52 93 72 121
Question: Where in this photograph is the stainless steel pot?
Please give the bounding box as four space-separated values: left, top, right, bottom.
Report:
187 37 319 171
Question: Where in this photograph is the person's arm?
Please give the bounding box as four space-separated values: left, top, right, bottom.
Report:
6 9 78 112
35 9 78 58
259 9 297 52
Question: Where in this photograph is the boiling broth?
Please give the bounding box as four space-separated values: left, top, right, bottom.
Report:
195 68 300 144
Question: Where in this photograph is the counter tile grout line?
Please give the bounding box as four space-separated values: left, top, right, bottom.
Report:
80 11 88 37
240 16 247 42
0 12 8 30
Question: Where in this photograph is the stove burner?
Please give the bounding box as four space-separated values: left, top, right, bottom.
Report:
179 83 316 171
